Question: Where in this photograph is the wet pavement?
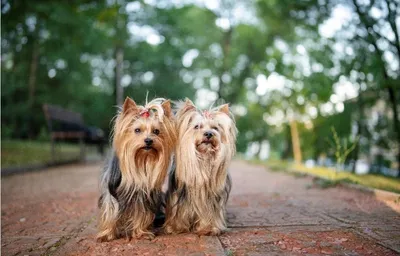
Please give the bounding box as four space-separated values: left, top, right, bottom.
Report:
2 160 399 255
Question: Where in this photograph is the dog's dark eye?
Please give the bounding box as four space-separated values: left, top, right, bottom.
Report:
153 129 160 135
212 126 219 131
194 125 199 129
134 128 141 133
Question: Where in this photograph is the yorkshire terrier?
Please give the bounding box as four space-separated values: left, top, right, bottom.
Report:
164 99 237 235
97 97 176 241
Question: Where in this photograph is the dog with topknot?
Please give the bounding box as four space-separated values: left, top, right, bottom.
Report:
97 97 176 241
164 99 237 235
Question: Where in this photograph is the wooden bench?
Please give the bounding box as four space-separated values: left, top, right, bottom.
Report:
42 104 105 162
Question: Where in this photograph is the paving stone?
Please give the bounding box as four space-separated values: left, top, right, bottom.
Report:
220 227 398 256
2 160 399 255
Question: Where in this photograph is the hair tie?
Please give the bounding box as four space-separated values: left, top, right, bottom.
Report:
203 110 211 118
140 109 150 118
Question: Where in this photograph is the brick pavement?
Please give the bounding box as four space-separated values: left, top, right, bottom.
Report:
2 160 399 255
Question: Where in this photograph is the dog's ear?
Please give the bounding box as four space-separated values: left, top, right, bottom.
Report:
181 98 196 113
122 97 138 114
175 98 196 123
217 104 230 115
161 100 172 118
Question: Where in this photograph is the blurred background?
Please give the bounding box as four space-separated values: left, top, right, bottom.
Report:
1 0 400 184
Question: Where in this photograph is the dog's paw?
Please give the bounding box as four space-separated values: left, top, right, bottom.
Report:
141 233 155 240
163 225 174 234
163 224 189 235
133 231 155 240
96 233 116 242
195 227 222 236
209 227 222 236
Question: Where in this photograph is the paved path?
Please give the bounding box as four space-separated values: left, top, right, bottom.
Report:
2 161 399 255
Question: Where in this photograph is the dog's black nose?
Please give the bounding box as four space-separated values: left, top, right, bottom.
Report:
144 138 153 146
204 131 213 139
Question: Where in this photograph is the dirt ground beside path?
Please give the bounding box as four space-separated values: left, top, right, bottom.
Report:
2 160 399 255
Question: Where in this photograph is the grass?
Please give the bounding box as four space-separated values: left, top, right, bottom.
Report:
225 249 234 256
249 159 400 194
1 140 82 168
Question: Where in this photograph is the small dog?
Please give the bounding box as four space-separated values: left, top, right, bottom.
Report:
97 97 176 241
164 99 237 235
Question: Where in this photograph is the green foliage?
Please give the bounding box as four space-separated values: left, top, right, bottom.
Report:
327 127 359 172
257 160 400 193
312 103 355 159
236 103 269 152
1 0 398 174
225 249 234 256
1 140 81 167
1 1 199 139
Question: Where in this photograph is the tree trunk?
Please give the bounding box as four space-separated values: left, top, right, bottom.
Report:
386 85 400 176
383 0 400 176
255 139 263 159
28 41 39 106
115 45 124 106
27 38 39 139
281 124 292 160
290 120 302 164
352 0 400 176
216 28 233 100
352 90 365 173
352 133 360 174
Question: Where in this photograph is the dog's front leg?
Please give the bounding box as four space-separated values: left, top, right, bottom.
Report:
97 193 119 242
128 208 155 240
164 192 192 234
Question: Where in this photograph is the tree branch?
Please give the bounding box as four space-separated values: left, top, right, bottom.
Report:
351 0 389 79
383 0 400 69
374 29 396 47
370 0 376 8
